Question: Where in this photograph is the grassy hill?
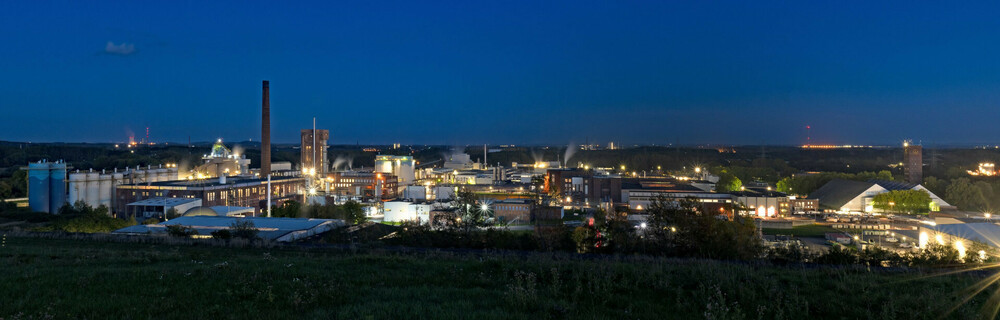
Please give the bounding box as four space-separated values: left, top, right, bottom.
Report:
0 236 993 319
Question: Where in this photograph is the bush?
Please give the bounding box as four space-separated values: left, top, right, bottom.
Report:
767 244 814 264
166 225 197 237
231 220 259 240
814 245 859 265
0 210 54 223
211 229 233 240
141 218 161 225
383 222 544 251
46 213 136 233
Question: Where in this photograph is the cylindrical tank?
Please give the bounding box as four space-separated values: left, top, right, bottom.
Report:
99 174 112 209
85 171 100 207
156 168 168 182
49 161 67 212
167 167 179 180
68 171 86 205
131 169 144 184
27 161 51 213
111 172 124 214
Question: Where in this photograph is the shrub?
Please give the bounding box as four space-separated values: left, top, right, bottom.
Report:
231 220 259 240
814 245 859 265
49 213 136 233
165 225 197 237
211 229 233 240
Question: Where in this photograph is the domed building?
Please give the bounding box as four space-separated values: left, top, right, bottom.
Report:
183 205 256 217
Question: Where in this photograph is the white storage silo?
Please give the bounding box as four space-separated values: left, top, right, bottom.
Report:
68 171 86 205
85 171 100 207
98 174 112 209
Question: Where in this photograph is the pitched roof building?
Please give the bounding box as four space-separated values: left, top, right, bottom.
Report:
809 179 952 213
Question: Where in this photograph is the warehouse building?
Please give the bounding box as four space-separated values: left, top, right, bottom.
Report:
113 216 344 242
115 176 305 217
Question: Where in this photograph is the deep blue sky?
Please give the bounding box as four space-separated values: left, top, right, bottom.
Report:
2 1 1000 146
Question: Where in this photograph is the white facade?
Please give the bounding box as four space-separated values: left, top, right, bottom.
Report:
433 186 456 200
375 155 416 187
834 184 951 213
403 186 428 200
838 184 886 212
68 165 179 211
455 172 493 185
383 201 433 223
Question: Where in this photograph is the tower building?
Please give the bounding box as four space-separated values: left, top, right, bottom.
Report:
903 140 922 184
300 129 329 175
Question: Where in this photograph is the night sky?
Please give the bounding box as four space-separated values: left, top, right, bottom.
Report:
3 1 1000 146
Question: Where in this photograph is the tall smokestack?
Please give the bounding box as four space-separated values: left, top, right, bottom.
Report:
261 80 271 177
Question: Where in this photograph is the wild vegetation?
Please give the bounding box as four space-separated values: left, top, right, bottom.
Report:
0 236 996 319
269 200 367 224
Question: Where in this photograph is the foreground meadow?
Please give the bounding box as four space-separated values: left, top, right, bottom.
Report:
0 236 993 319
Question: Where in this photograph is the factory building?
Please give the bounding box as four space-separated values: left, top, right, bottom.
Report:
730 190 790 217
545 168 623 204
455 170 494 185
789 197 819 213
402 185 428 200
443 152 472 170
324 171 398 200
68 164 179 212
622 180 734 212
124 197 202 220
115 176 305 217
375 155 415 187
26 160 68 214
383 200 436 223
188 140 250 179
492 199 533 224
300 129 329 175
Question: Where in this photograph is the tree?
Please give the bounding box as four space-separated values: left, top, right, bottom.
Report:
871 190 932 215
211 229 233 240
715 172 742 193
341 200 367 225
642 197 763 259
945 178 987 211
0 181 12 199
272 200 303 218
231 219 259 239
10 169 27 198
923 176 947 196
166 208 180 219
166 224 197 237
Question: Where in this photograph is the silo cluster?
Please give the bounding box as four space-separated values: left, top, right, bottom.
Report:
26 160 67 214
66 164 179 213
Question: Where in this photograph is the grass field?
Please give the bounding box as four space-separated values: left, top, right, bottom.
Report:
763 224 839 238
0 236 995 319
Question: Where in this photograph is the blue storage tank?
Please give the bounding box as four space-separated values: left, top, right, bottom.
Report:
27 161 51 213
49 161 67 212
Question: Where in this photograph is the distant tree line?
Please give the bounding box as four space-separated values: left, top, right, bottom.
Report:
776 170 894 196
270 200 367 225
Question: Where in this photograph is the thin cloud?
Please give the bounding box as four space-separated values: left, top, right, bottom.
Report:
104 41 135 55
